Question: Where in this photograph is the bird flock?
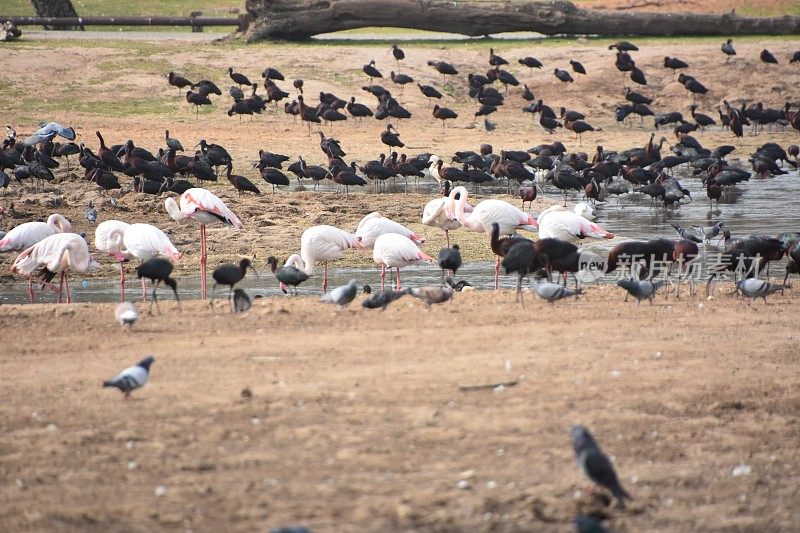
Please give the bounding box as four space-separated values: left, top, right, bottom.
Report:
2 39 800 311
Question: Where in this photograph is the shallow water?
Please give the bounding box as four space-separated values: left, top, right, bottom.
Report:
1 163 797 305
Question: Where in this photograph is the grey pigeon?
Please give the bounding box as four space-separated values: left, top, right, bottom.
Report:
691 221 724 241
270 528 311 533
232 288 252 313
321 278 358 309
574 514 611 533
409 285 454 308
114 302 139 330
362 289 409 310
85 200 97 224
571 425 632 509
616 278 664 305
670 222 701 243
531 277 582 302
736 278 786 303
103 356 155 399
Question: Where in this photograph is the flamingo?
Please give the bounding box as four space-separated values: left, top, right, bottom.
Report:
449 185 538 288
95 220 130 302
300 225 363 292
355 212 424 248
373 233 433 290
164 188 242 299
0 214 73 252
123 223 182 301
421 192 473 247
11 233 100 303
536 205 614 243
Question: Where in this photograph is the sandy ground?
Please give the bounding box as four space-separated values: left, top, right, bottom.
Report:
2 34 800 531
1 287 799 532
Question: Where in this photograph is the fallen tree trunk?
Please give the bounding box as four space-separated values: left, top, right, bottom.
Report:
243 0 800 42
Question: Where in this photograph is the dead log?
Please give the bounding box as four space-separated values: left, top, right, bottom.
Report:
243 0 800 42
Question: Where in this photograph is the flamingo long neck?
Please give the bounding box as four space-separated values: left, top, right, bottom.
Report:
48 214 72 233
289 253 313 275
164 198 188 223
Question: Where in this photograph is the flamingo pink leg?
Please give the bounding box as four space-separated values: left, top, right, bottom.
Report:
141 277 147 302
445 230 450 248
495 256 501 290
323 262 328 293
396 267 402 290
380 265 386 291
27 278 34 303
58 272 64 303
200 224 208 300
64 274 71 304
119 262 126 302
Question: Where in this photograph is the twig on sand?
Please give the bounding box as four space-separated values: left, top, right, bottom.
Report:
458 380 519 392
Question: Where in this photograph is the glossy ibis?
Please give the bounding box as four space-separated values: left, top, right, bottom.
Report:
518 56 543 73
331 162 367 196
293 78 303 95
630 66 647 85
228 67 252 88
261 66 285 81
363 60 383 82
266 255 309 295
135 257 180 314
211 258 258 310
381 123 404 148
489 47 508 66
722 39 736 61
609 41 638 51
391 44 405 68
227 100 254 121
296 95 321 132
432 105 458 130
166 71 192 96
417 84 442 107
437 243 461 281
760 49 778 64
427 60 458 83
186 90 212 115
664 56 689 72
95 131 125 171
569 59 586 74
554 68 573 83
346 97 373 123
225 163 260 196
192 79 222 96
521 84 535 101
519 186 537 210
501 241 547 305
690 105 716 131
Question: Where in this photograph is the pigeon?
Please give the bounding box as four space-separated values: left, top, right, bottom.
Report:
232 288 252 313
617 278 665 305
531 275 582 302
23 122 76 146
114 302 139 330
736 278 786 303
5 125 16 139
670 222 702 243
691 221 724 241
409 285 454 308
103 356 155 399
362 288 409 310
270 527 311 533
85 200 97 224
484 118 496 132
571 425 632 509
438 244 462 281
321 278 358 309
574 514 611 533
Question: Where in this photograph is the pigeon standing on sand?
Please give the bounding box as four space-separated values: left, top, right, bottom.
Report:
321 279 358 309
410 285 454 308
616 278 664 305
103 356 155 399
571 425 632 509
232 288 252 313
531 272 582 302
362 288 409 310
736 278 786 303
85 200 97 224
114 302 139 330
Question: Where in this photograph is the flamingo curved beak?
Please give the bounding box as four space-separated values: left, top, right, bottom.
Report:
604 232 615 239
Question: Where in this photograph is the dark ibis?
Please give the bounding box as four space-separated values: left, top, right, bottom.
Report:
192 79 222 96
380 124 404 148
501 241 548 305
166 71 192 96
226 163 260 196
186 90 212 115
363 60 383 82
432 104 458 129
135 258 180 314
489 47 508 66
261 67 285 81
417 84 442 107
211 258 258 310
438 243 462 280
630 66 647 85
554 68 574 83
760 49 778 65
569 59 586 74
664 56 689 72
722 39 736 61
293 78 304 95
228 67 252 88
391 44 405 67
265 255 309 295
427 60 458 83
608 41 638 51
518 56 543 73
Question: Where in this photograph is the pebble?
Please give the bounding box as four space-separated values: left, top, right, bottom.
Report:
46 423 57 431
732 463 751 477
456 480 470 490
154 485 167 497
127 461 138 471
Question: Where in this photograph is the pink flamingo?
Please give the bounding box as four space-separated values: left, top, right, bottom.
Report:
123 223 182 302
373 233 433 290
421 193 472 247
95 220 130 302
299 225 363 292
536 205 614 243
0 213 73 252
11 233 100 303
164 188 242 299
449 185 538 289
355 212 424 247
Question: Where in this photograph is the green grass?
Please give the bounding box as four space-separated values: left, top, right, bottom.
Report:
2 0 239 17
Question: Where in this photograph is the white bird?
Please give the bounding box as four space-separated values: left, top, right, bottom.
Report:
573 202 596 221
103 355 154 399
421 193 472 247
537 205 614 243
165 188 242 299
95 219 130 302
0 213 73 252
449 185 538 235
425 155 444 186
11 232 100 303
300 225 363 293
115 301 139 330
123 223 182 301
22 122 76 146
355 211 424 248
373 233 433 290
